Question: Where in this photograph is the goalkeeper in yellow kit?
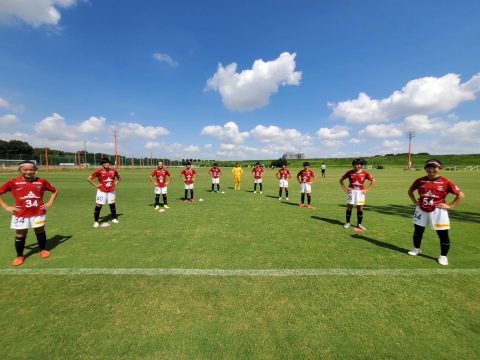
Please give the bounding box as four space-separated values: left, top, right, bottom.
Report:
232 163 243 190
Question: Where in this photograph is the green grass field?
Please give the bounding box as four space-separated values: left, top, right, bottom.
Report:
0 167 479 359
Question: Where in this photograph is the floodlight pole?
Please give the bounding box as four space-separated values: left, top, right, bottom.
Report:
407 130 415 169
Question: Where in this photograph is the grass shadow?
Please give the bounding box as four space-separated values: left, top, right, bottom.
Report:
99 213 124 222
311 216 344 226
24 234 73 258
351 233 437 261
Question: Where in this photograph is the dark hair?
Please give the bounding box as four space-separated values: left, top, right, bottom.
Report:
303 161 309 167
255 162 260 166
352 158 364 166
186 161 191 166
424 159 443 169
213 163 218 166
100 158 110 165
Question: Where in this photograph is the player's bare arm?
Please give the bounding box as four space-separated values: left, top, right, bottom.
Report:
364 177 376 193
114 174 121 186
86 175 100 188
407 187 418 205
40 189 59 210
149 174 155 185
436 191 465 209
339 177 349 193
0 197 20 214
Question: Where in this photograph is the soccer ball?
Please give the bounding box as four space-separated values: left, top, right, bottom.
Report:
159 209 166 213
221 191 225 194
199 198 204 202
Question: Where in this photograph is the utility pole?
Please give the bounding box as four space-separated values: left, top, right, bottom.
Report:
113 130 119 169
83 139 87 165
406 130 415 170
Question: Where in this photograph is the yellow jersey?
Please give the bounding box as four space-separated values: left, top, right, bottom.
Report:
232 167 243 176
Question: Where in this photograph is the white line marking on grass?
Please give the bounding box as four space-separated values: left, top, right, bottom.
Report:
0 268 479 276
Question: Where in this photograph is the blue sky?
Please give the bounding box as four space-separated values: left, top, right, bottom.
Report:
0 0 479 160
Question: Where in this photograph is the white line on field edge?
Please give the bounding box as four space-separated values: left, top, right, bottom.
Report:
0 268 479 276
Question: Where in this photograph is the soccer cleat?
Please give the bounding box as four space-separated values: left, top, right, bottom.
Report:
286 197 289 200
12 256 25 266
211 191 214 193
279 197 282 200
163 204 170 209
298 203 304 207
260 191 263 194
155 205 160 210
343 223 350 229
93 222 100 228
357 224 366 231
39 250 51 258
438 255 449 266
408 248 421 256
112 218 119 224
253 191 257 194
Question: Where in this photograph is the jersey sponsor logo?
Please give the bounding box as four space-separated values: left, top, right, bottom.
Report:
20 191 40 200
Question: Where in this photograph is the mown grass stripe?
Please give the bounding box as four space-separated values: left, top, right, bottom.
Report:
0 268 479 276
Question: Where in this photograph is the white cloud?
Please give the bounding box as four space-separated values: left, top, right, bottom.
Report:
35 113 75 140
0 0 77 27
403 114 447 133
330 73 480 123
376 140 404 154
0 114 19 126
144 141 160 150
184 145 199 152
153 52 179 68
118 122 169 140
250 124 311 146
204 143 212 149
78 116 106 133
0 97 10 108
348 138 363 144
206 52 302 111
316 125 349 140
201 121 249 144
359 124 403 139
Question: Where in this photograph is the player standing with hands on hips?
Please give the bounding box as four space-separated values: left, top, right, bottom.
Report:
0 161 58 266
407 159 464 266
276 164 291 200
87 158 121 228
149 161 171 209
180 162 197 202
340 158 375 231
297 162 316 208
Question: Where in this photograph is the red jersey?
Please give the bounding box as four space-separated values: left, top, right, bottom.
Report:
297 169 316 183
278 168 290 179
341 169 373 190
252 166 264 179
409 176 461 212
0 176 56 217
90 168 120 192
181 168 197 184
209 166 221 178
150 168 171 187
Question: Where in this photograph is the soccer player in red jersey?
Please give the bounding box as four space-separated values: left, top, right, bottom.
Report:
276 164 291 200
0 161 58 266
252 162 264 194
87 158 121 228
407 159 464 266
339 158 376 231
179 162 197 202
208 163 222 193
297 162 316 208
149 161 171 209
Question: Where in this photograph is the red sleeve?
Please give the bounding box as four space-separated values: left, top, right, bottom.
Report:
150 170 156 176
166 170 171 176
409 178 420 192
312 171 316 177
0 179 13 195
114 170 120 179
340 171 349 180
90 169 99 178
297 170 302 177
193 169 197 175
42 179 56 193
365 171 374 180
180 169 185 175
446 179 461 195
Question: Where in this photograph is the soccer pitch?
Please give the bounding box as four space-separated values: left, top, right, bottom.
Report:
0 167 479 359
